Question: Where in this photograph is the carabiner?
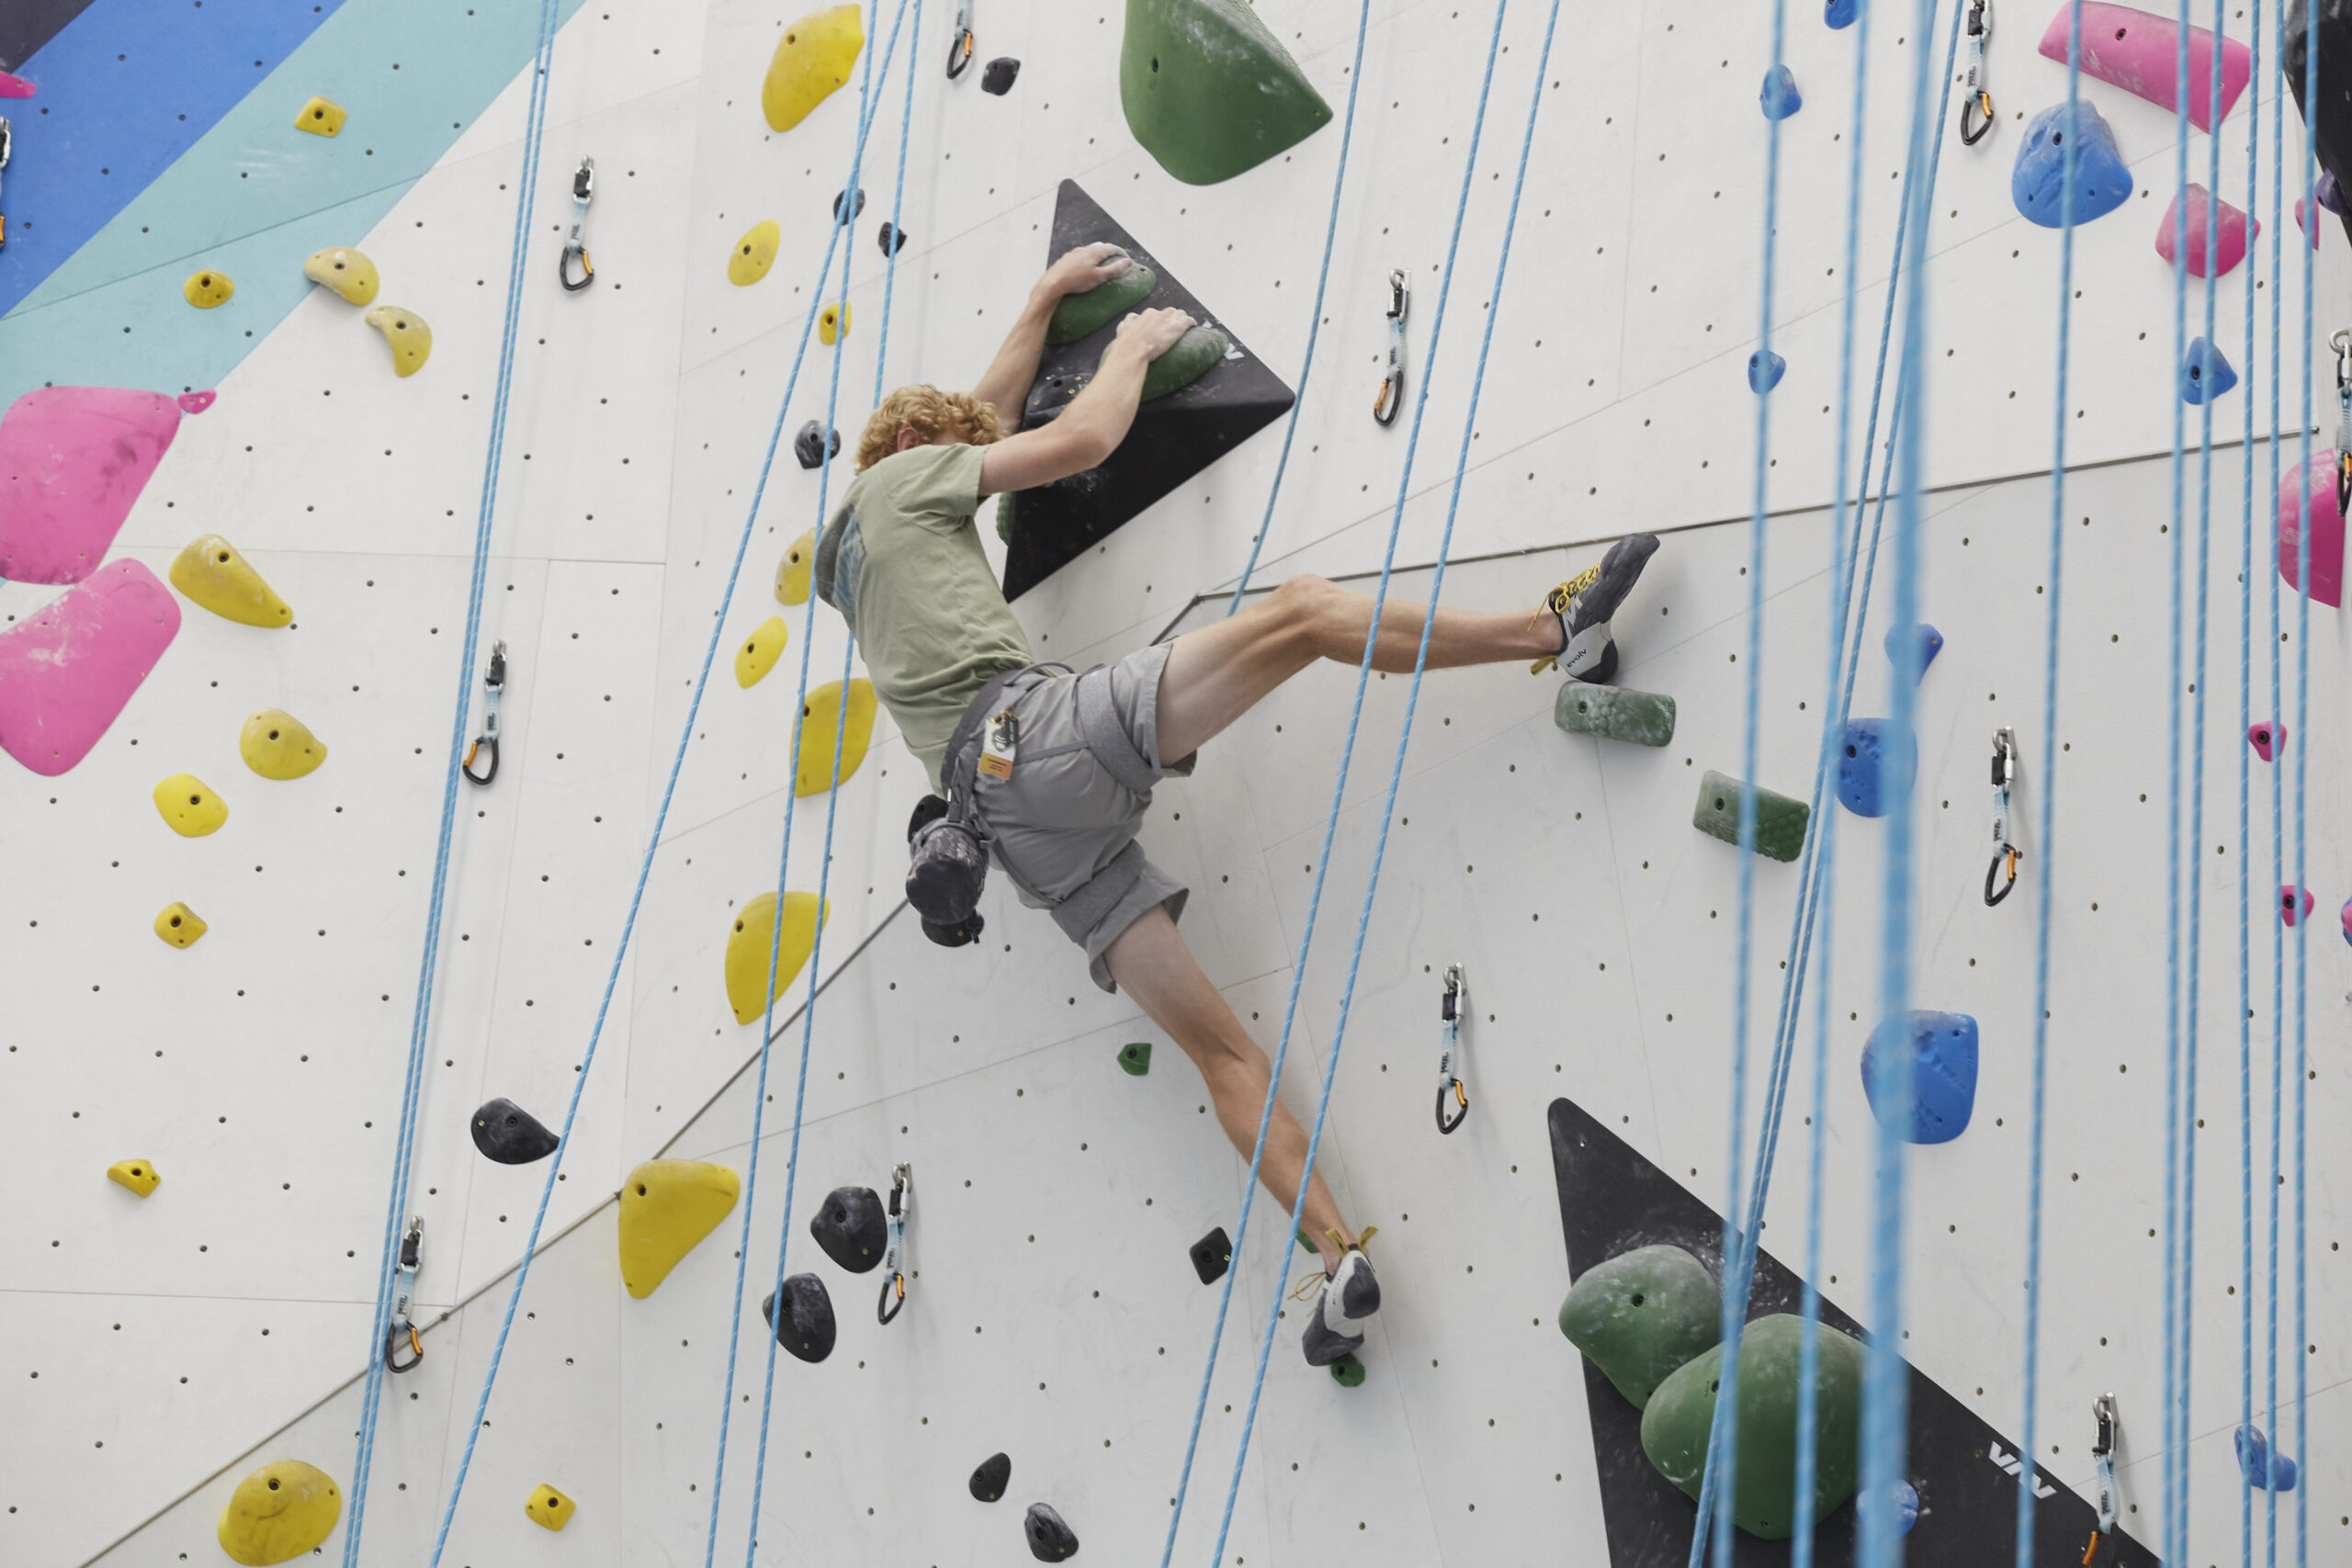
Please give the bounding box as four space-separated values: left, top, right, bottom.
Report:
462 641 506 786
1984 727 2019 907
1434 963 1469 1134
876 1163 911 1325
946 0 976 78
1374 271 1409 427
385 1217 425 1373
1958 0 1995 145
559 157 595 291
2332 329 2352 516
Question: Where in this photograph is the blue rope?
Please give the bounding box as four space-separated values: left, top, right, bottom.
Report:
2262 2 2287 1559
1222 0 1371 615
1155 5 1520 1561
2232 8 2258 1568
341 2 560 1560
2290 3 2314 1560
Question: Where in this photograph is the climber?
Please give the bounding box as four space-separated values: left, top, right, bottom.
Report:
813 244 1657 1367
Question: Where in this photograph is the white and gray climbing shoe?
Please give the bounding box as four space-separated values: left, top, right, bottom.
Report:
1301 1245 1381 1368
1532 532 1661 682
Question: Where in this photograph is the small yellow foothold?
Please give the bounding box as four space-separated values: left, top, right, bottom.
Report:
183 270 235 309
239 708 329 781
724 890 829 1025
107 1159 161 1197
763 5 865 130
818 301 850 345
733 615 790 688
300 246 379 306
169 534 293 627
154 902 209 948
153 773 228 838
729 220 781 286
294 96 347 136
524 1483 576 1531
216 1460 341 1567
774 529 815 605
363 305 432 377
795 677 876 795
617 1159 741 1298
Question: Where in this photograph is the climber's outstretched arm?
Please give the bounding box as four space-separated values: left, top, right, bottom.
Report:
978 307 1193 497
967 242 1134 426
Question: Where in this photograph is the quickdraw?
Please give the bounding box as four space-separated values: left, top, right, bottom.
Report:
876 1163 911 1325
1984 726 2019 907
1374 271 1408 427
1435 963 1469 1134
2333 328 2352 516
461 640 506 786
947 0 975 79
560 157 595 291
384 1217 424 1373
0 116 12 249
2083 1393 2120 1563
1958 0 1995 146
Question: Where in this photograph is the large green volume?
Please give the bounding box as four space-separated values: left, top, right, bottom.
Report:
1692 769 1810 863
1556 1244 1720 1409
1047 262 1159 344
1555 684 1677 748
1119 0 1333 186
1101 323 1229 400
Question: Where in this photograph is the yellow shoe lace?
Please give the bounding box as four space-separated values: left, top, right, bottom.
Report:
1528 565 1600 674
1288 1225 1380 1303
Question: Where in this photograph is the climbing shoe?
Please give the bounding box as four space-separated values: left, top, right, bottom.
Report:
1532 533 1661 682
1300 1242 1381 1368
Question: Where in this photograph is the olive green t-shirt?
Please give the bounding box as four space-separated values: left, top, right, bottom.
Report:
812 442 1034 789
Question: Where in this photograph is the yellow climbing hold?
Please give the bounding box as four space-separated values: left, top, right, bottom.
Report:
734 615 789 688
729 220 780 286
294 96 346 136
795 677 876 795
775 529 815 605
300 246 379 306
763 4 865 131
724 890 829 1025
364 305 432 377
154 901 208 948
524 1483 576 1531
153 773 228 838
819 301 850 345
169 534 293 627
107 1159 161 1197
239 708 328 781
183 270 234 309
216 1460 341 1567
617 1159 741 1299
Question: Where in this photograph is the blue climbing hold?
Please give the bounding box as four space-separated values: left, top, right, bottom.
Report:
1858 1479 1920 1537
1760 64 1803 121
1860 1011 1979 1145
1884 621 1942 681
1748 350 1786 393
1826 0 1859 27
2235 1425 2299 1491
1836 717 1917 818
2012 101 2134 228
2181 337 2238 405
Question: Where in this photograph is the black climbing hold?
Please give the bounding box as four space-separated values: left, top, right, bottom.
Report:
1329 1353 1365 1388
808 1185 887 1273
998 181 1294 600
2286 2 2352 247
1117 1041 1152 1076
876 220 909 257
794 419 841 470
1023 1501 1080 1562
762 1274 838 1363
981 56 1021 95
1189 1225 1231 1285
833 186 866 223
969 1450 1012 1502
469 1098 560 1165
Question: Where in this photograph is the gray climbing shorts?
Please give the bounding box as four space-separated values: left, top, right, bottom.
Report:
974 642 1195 992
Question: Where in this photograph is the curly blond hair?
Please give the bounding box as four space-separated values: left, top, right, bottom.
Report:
854 384 1005 472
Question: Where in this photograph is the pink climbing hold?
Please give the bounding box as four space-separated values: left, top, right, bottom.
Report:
2279 886 2314 927
2154 186 2256 278
175 390 218 416
2039 4 2250 133
0 387 184 585
2274 450 2346 607
2246 720 2284 761
2294 198 2326 249
0 559 181 776
0 69 34 99
2340 897 2352 947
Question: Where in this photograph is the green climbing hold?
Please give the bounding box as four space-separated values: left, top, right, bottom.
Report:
1692 770 1809 863
1047 261 1159 344
1119 0 1333 186
1103 323 1229 401
1117 1042 1153 1076
1555 684 1678 748
1638 1314 1864 1540
1556 1244 1720 1410
1329 1353 1365 1388
1295 1224 1317 1255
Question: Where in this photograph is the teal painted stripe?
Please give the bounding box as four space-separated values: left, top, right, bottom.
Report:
0 0 585 409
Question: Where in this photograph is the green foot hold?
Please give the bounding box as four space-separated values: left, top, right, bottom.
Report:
1295 1224 1317 1255
1329 1353 1365 1388
1102 322 1229 401
1639 1314 1863 1540
1119 0 1333 186
1555 683 1677 748
1556 1244 1720 1410
1117 1042 1152 1076
1048 261 1158 344
1692 770 1809 863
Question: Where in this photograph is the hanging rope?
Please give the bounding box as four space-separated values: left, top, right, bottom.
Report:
2289 0 2315 1558
2261 5 2288 1559
2231 8 2260 1568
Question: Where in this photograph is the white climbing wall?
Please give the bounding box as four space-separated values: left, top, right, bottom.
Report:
4 0 2347 1563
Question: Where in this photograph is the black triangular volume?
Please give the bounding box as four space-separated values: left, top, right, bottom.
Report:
2284 2 2352 248
997 180 1295 600
1547 1099 2158 1566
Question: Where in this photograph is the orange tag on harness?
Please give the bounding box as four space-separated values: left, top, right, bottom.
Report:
978 710 1017 779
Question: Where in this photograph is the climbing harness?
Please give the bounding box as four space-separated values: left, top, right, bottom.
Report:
876 1163 911 1324
383 1218 424 1373
1374 271 1408 426
947 0 974 78
1958 0 1995 146
2080 1393 2119 1562
0 117 11 249
559 157 595 290
2333 328 2352 516
1984 726 2019 906
1434 963 1469 1133
460 641 506 786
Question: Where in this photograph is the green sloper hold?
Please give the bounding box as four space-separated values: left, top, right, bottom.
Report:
1555 1244 1720 1410
1693 769 1809 863
1048 262 1159 344
1120 0 1333 186
1555 684 1678 748
1639 1314 1865 1540
1102 323 1230 401
1118 1042 1153 1075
